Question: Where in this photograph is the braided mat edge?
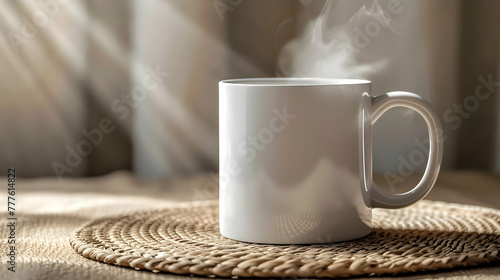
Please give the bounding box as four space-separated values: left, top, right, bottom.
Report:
70 200 500 278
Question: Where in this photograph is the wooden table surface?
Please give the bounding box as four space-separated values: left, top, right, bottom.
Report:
1 170 499 280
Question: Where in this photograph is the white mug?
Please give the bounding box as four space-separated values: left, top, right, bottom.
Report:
219 78 443 244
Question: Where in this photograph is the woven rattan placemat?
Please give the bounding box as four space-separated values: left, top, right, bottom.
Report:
70 200 500 278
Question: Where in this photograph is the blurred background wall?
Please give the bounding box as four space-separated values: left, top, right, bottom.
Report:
0 0 499 181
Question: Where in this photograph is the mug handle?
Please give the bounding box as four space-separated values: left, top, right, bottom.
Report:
369 91 443 209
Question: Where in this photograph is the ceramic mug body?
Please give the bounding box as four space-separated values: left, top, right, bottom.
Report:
219 78 442 244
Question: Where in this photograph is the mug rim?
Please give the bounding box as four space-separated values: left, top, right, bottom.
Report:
219 77 371 87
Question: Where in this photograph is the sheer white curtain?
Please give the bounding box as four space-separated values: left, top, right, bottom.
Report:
0 0 87 176
132 0 225 177
2 0 498 178
132 0 500 179
132 0 296 177
0 0 132 177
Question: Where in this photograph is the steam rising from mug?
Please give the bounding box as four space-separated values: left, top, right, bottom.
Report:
278 1 400 78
